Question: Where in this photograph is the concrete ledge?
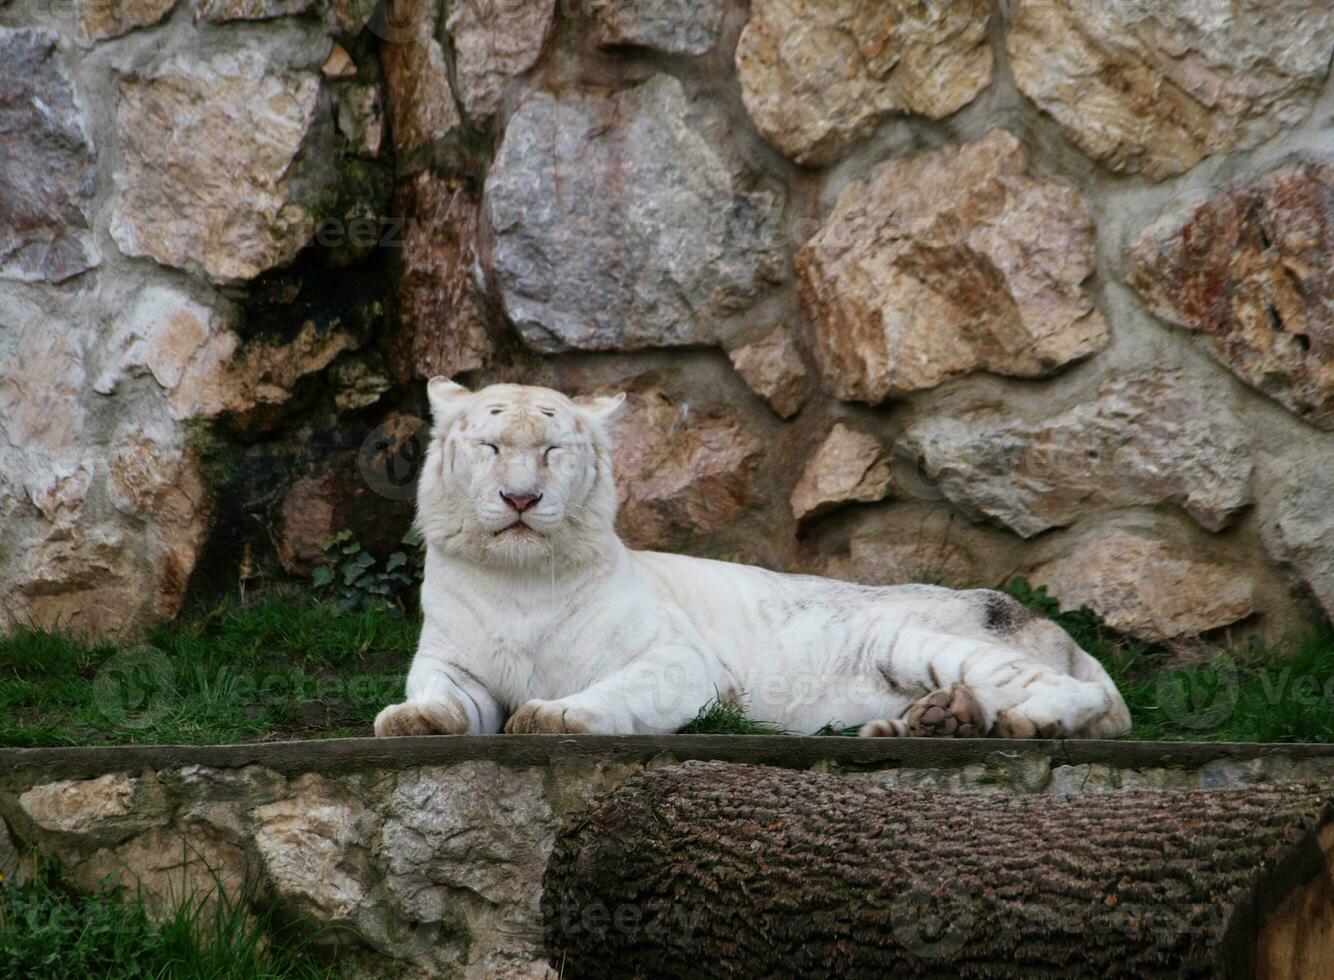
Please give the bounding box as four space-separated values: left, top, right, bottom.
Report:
2 737 1330 978
3 734 1332 781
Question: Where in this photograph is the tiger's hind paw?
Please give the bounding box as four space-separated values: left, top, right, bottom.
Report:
905 685 988 738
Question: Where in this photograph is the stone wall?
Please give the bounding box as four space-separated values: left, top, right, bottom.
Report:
2 0 1332 643
2 736 1331 976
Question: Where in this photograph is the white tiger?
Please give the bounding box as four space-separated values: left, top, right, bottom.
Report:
375 379 1131 740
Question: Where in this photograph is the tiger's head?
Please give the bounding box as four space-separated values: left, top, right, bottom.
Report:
414 378 627 568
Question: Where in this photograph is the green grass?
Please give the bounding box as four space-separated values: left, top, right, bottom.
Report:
2 588 1330 746
0 597 416 748
0 861 332 979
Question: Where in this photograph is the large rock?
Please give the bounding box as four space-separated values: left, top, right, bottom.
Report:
0 29 98 283
19 774 169 842
1032 528 1255 642
486 74 786 353
112 52 322 284
381 763 556 975
78 0 178 42
96 286 354 421
609 385 763 549
789 423 891 522
381 0 462 166
445 0 555 123
797 131 1107 402
1265 459 1334 622
389 172 491 382
726 325 807 418
1007 0 1334 180
901 371 1253 537
590 0 724 56
736 0 993 166
254 775 379 930
822 535 975 591
1129 162 1334 429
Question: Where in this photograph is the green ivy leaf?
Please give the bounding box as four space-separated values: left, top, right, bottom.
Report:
311 566 334 587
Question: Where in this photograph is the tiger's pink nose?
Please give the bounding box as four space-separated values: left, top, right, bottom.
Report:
501 491 542 513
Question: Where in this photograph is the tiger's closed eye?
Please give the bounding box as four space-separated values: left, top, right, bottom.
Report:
543 446 561 460
480 442 499 455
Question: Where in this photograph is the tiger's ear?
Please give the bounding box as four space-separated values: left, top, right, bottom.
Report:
578 391 628 426
427 377 471 429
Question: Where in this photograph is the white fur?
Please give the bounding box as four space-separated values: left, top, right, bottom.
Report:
375 380 1132 739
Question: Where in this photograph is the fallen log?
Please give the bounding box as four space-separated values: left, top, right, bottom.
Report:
543 761 1332 979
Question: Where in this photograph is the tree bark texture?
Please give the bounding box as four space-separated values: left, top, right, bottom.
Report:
542 761 1332 979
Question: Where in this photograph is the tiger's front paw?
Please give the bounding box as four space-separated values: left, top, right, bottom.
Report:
374 698 468 737
503 699 596 734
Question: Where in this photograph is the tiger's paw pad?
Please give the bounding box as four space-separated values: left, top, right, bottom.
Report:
906 685 987 738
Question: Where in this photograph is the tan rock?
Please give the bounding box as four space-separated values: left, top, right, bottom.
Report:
1033 529 1255 642
111 52 322 284
75 825 253 915
19 774 168 841
902 371 1253 537
78 0 177 42
381 0 462 166
98 286 354 421
823 535 974 589
107 430 212 619
727 326 807 418
277 474 337 574
445 0 555 123
790 423 891 521
1129 162 1334 429
27 464 93 527
736 0 993 166
389 173 491 381
321 42 356 79
1007 0 1334 180
255 775 379 927
797 131 1107 402
609 386 763 550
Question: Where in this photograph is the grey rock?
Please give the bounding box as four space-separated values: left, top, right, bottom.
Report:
590 0 724 56
902 371 1253 537
0 29 97 284
1266 457 1334 621
486 74 786 352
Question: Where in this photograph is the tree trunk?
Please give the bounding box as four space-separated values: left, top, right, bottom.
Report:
542 761 1332 979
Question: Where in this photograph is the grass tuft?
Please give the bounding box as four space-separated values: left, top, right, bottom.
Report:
0 860 332 979
678 697 789 735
